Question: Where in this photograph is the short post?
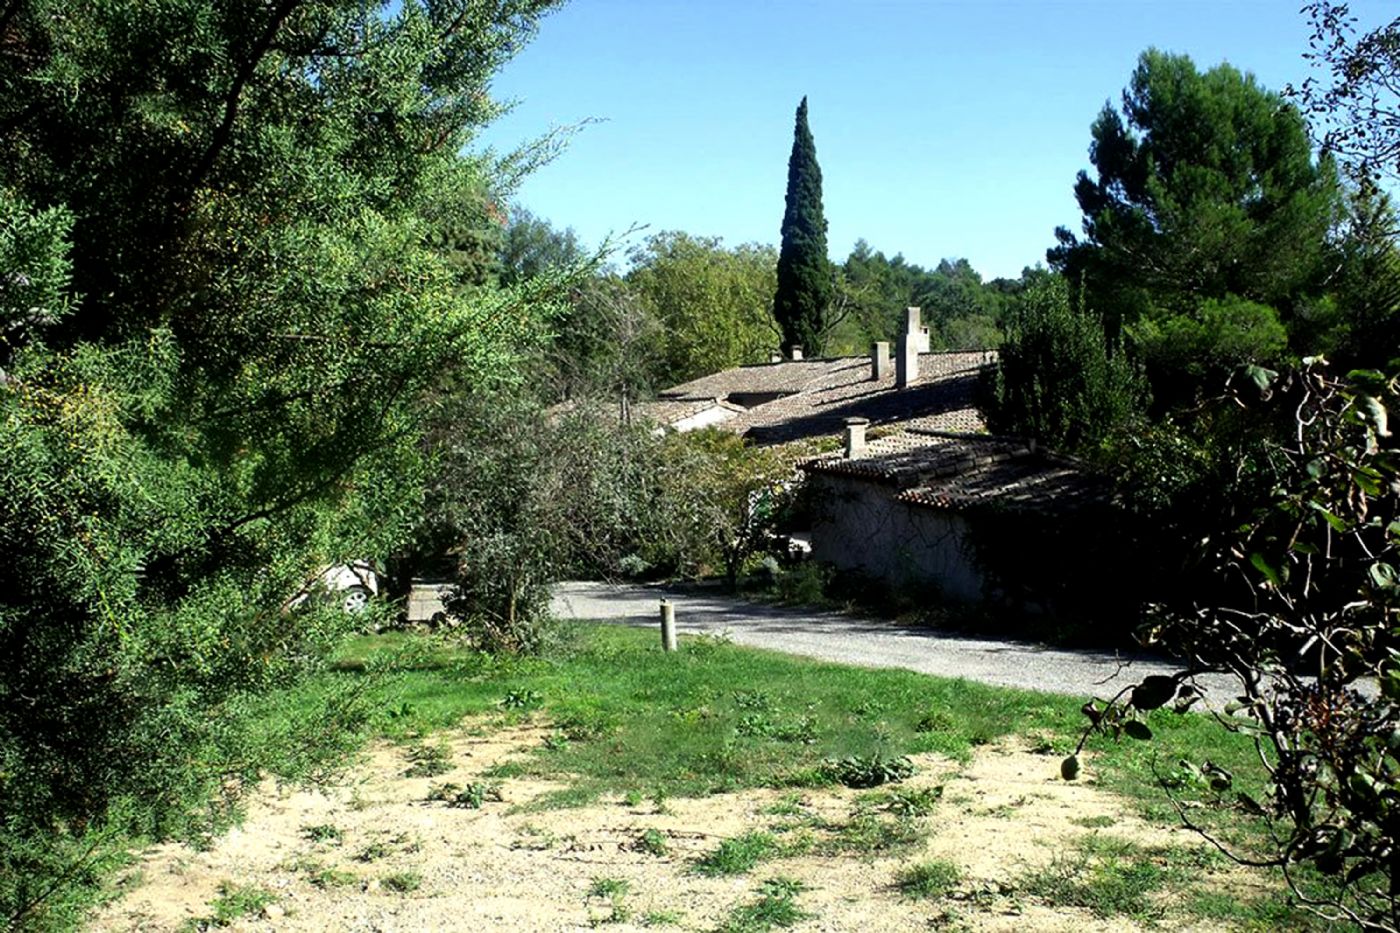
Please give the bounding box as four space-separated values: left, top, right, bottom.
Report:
844 416 869 459
660 599 677 652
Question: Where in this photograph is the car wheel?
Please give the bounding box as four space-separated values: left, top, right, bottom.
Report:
341 585 371 614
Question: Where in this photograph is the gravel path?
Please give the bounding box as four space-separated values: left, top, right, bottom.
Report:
550 580 1241 705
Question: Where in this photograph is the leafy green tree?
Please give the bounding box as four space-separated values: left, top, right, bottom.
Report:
986 276 1146 453
832 242 1009 354
419 165 509 290
653 429 797 590
499 207 587 287
0 2 561 924
1051 49 1343 402
628 231 778 384
773 96 833 356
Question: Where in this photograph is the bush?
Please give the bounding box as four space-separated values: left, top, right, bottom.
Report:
986 276 1146 453
1074 364 1400 929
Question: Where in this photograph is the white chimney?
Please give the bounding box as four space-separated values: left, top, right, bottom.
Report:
896 331 919 387
871 341 891 380
906 306 930 353
844 416 869 459
769 350 783 364
790 345 804 361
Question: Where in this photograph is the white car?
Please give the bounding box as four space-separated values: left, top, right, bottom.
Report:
286 560 381 614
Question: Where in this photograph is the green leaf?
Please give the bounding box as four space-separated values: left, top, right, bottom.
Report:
1122 720 1153 741
1370 563 1399 591
1347 369 1389 392
1243 364 1279 392
1355 468 1383 496
1249 552 1282 587
1308 500 1348 532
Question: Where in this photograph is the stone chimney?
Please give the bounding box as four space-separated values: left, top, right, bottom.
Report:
790 345 804 361
844 416 869 459
896 331 919 387
906 306 930 353
871 341 891 380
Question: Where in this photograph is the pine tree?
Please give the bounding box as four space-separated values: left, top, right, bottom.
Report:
773 96 833 356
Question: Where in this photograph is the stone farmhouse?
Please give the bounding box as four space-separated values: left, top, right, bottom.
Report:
628 307 1108 607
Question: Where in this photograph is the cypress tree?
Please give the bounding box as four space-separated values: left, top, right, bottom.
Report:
773 96 833 356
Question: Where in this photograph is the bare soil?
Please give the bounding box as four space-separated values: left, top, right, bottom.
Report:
90 721 1251 932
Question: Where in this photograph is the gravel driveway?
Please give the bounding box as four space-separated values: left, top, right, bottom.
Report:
550 580 1241 705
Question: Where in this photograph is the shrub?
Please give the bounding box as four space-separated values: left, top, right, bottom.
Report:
986 276 1146 453
1072 364 1400 929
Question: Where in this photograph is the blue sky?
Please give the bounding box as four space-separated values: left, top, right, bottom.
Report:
476 0 1397 281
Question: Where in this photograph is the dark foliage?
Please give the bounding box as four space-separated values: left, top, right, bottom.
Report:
773 97 833 356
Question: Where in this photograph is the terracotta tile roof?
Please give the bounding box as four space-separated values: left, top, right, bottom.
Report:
802 430 1106 516
657 350 994 445
629 396 745 427
657 358 854 401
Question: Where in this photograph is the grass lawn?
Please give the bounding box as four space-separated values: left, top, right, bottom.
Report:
206 621 1346 931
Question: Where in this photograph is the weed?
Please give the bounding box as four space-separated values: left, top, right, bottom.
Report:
642 908 682 926
381 871 422 894
694 832 780 876
500 689 542 710
633 828 670 857
820 753 914 788
354 841 392 863
763 793 807 817
403 743 454 777
915 709 954 733
300 823 342 844
718 876 809 932
309 867 356 889
586 876 631 925
622 790 643 807
425 781 500 808
588 877 630 899
824 812 926 855
481 760 527 779
896 860 962 900
879 786 943 817
1072 815 1117 829
1017 835 1164 921
556 709 618 740
732 690 773 710
184 882 275 929
542 731 570 751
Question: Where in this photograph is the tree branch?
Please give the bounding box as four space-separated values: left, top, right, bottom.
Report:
187 0 304 194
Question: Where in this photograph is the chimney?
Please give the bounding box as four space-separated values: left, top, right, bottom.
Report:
790 345 804 361
769 350 783 364
871 341 891 380
896 331 919 387
906 306 930 353
844 416 869 459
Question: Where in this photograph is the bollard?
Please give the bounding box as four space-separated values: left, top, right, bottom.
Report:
660 599 677 652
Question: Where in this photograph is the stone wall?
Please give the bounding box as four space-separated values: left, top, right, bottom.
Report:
806 473 983 601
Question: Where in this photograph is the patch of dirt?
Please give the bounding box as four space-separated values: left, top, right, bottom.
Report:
90 726 1244 932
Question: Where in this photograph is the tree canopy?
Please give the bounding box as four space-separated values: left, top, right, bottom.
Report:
0 2 562 923
629 231 777 384
773 96 833 356
1050 49 1343 403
